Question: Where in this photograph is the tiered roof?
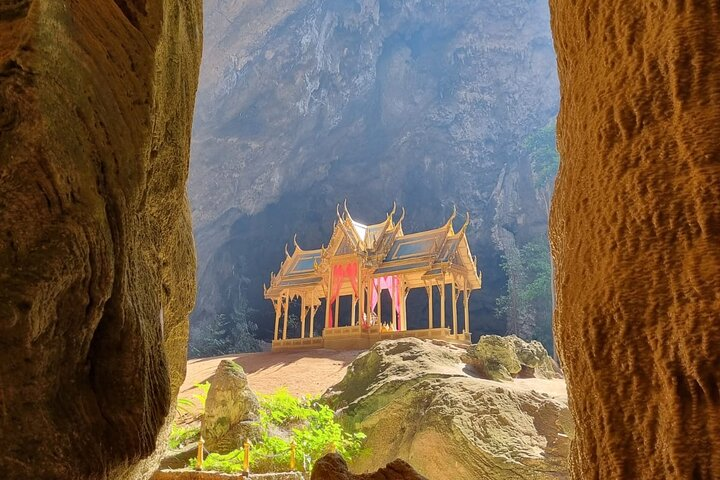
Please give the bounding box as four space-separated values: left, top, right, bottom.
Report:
264 203 481 300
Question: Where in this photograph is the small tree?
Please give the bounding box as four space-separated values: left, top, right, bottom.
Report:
497 239 554 355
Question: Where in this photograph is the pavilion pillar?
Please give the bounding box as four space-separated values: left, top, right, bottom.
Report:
334 293 340 327
282 291 289 340
357 266 364 327
377 280 382 325
325 270 332 329
440 281 446 330
452 280 458 336
273 299 280 341
351 292 356 326
300 295 306 339
309 304 316 338
399 279 407 331
427 285 433 329
391 280 397 330
463 281 470 335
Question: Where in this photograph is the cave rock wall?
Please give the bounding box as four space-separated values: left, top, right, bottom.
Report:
0 1 201 478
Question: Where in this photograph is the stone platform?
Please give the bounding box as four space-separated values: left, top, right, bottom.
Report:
271 325 471 352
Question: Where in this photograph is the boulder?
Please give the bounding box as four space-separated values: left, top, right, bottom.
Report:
464 335 560 381
202 360 262 453
324 338 572 479
0 1 201 478
311 453 427 480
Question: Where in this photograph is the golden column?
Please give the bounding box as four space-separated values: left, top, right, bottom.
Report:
440 280 446 329
452 280 458 336
273 299 281 341
463 282 470 335
334 293 340 327
282 291 289 340
351 292 356 326
324 269 332 329
400 278 407 331
427 284 433 329
309 304 317 338
391 281 397 330
377 280 382 325
357 264 364 327
300 295 306 338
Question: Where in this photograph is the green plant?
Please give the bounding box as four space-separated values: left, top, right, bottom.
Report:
194 381 211 409
188 388 366 473
168 424 200 450
496 239 554 354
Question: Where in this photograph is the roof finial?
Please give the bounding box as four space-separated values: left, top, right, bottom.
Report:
293 233 302 252
284 242 290 258
388 201 397 220
336 203 343 223
397 206 406 225
343 198 350 220
460 211 471 233
444 204 457 228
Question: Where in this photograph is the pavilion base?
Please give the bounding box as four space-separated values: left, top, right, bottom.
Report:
271 325 472 352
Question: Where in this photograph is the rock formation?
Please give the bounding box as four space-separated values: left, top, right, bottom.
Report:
189 0 560 343
549 1 720 478
202 360 261 453
311 453 426 480
324 338 572 479
0 1 201 478
464 334 560 381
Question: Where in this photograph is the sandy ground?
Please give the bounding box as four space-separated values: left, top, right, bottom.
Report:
177 347 567 421
178 349 363 418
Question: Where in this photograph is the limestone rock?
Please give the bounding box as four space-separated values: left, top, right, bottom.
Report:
202 360 261 453
464 334 560 381
324 338 572 479
0 1 202 478
311 453 427 480
550 1 720 478
188 0 560 341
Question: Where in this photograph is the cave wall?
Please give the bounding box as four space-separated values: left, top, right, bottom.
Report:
549 1 720 478
190 0 559 343
0 1 201 478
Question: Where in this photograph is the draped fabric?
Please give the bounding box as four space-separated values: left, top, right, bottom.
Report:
328 262 358 327
369 275 401 330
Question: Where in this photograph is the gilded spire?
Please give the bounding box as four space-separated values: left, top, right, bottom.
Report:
460 211 471 233
443 205 457 232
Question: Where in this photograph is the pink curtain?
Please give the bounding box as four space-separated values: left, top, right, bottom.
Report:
369 276 401 330
328 262 358 328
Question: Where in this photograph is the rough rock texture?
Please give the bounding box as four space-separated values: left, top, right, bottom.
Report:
324 338 572 479
189 0 559 341
311 454 426 480
549 1 720 479
0 1 201 479
464 334 560 380
202 360 261 453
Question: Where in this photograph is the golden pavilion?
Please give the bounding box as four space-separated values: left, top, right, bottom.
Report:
264 203 482 351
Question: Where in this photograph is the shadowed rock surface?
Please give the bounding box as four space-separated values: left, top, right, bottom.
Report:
324 338 571 479
549 1 720 478
0 1 201 478
311 453 426 480
202 360 262 453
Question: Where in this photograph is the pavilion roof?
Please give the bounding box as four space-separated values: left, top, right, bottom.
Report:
265 204 481 298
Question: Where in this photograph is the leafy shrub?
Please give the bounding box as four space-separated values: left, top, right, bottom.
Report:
168 424 200 450
189 388 366 473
